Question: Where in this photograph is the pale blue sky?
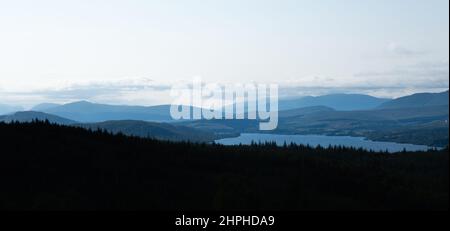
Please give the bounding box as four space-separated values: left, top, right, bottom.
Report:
0 0 448 106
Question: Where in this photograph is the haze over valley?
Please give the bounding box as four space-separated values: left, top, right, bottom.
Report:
2 90 448 149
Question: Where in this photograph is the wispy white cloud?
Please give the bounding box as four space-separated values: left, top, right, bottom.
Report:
387 42 427 57
0 77 174 108
354 60 449 89
1 60 449 108
275 60 449 98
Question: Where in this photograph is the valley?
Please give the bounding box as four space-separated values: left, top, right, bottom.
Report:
1 90 448 148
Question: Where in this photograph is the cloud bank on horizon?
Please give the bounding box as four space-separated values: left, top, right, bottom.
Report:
0 0 448 107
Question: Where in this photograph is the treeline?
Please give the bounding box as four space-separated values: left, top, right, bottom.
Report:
0 121 448 210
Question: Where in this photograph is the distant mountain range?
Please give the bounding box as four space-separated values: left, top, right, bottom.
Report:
10 91 446 122
1 90 448 146
0 111 77 125
31 103 61 111
278 94 390 111
37 101 175 123
16 93 390 122
378 90 449 109
0 111 216 142
183 90 450 147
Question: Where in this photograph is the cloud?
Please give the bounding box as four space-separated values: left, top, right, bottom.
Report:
387 43 427 57
0 77 174 107
354 60 449 89
274 60 449 98
276 85 449 99
1 66 449 107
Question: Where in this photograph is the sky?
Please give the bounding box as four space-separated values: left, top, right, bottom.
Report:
0 0 448 107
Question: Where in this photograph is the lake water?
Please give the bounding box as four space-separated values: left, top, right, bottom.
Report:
215 133 434 153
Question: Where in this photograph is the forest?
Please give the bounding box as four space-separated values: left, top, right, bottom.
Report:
0 121 448 210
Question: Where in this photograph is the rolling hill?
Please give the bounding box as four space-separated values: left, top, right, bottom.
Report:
30 93 391 122
77 120 216 142
278 94 390 111
37 101 176 122
279 106 336 118
1 121 448 210
378 90 449 109
20 90 450 146
31 103 61 111
183 104 449 146
274 105 449 146
0 111 77 125
0 111 215 142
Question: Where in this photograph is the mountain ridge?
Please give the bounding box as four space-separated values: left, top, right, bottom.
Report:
279 94 390 111
0 111 77 125
77 120 216 142
378 90 449 109
0 110 216 142
39 101 175 122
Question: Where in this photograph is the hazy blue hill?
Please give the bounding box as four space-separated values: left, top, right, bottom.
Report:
0 110 216 142
367 120 450 148
0 104 23 115
183 103 449 146
78 120 216 142
370 105 448 123
181 119 258 137
291 105 449 124
0 111 77 125
279 94 390 111
31 103 61 111
42 101 176 122
277 104 448 146
378 90 449 109
279 106 335 118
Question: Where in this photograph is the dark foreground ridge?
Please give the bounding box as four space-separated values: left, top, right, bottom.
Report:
0 121 448 210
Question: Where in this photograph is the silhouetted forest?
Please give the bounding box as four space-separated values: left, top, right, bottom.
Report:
0 121 448 210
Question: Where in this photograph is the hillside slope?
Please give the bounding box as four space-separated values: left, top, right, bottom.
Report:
279 94 389 111
378 90 449 109
0 111 77 125
78 120 216 142
0 122 447 210
40 101 175 122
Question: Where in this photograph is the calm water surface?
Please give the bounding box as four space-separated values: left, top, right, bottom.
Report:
215 133 434 153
